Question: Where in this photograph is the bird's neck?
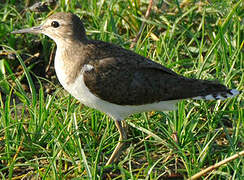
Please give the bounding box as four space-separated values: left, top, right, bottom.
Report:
54 41 85 85
54 36 87 47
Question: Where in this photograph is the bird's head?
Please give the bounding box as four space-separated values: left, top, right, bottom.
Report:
12 12 87 44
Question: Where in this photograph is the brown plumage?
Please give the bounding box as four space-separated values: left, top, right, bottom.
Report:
12 12 240 165
81 40 232 105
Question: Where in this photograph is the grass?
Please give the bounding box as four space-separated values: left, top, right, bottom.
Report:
0 0 243 179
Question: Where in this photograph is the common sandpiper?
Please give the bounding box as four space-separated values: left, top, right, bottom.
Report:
12 12 240 165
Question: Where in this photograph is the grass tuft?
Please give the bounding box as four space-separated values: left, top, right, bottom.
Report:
0 0 243 179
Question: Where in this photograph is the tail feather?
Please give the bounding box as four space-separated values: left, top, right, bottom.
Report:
173 77 240 101
192 89 240 100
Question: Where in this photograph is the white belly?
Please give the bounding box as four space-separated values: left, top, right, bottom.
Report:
55 57 178 121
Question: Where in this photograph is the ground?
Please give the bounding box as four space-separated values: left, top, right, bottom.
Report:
0 0 243 179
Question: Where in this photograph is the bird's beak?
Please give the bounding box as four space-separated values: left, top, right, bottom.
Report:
11 25 43 34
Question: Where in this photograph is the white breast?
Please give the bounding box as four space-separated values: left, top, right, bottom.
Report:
65 70 178 120
54 51 178 121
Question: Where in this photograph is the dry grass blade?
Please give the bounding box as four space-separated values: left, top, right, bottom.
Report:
189 150 244 180
130 0 154 48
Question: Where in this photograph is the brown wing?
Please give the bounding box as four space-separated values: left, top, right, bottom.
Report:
82 41 230 105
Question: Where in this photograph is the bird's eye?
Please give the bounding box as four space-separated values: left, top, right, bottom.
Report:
51 21 60 28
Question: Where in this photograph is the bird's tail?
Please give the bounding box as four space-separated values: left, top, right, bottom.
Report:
188 79 241 100
192 88 240 100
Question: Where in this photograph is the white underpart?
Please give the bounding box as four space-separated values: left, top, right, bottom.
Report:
54 47 239 119
54 58 178 120
69 74 178 120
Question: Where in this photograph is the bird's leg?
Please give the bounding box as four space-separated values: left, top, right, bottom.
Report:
106 120 127 165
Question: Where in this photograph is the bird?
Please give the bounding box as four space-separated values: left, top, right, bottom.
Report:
12 12 240 165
